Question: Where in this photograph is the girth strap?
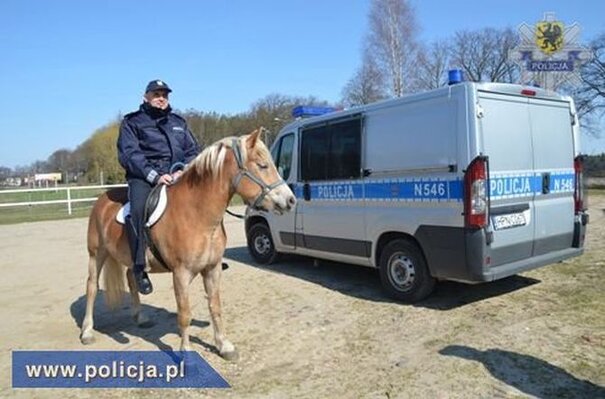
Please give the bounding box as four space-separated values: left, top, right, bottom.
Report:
143 185 171 272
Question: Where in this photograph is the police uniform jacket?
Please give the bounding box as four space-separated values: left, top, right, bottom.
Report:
117 103 201 184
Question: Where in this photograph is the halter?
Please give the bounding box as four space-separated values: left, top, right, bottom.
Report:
230 138 286 210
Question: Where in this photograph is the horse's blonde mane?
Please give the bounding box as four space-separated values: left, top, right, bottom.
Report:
186 136 249 179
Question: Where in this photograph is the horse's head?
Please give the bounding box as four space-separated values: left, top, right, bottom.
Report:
231 128 296 214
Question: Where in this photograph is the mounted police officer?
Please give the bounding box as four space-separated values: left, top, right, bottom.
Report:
117 79 201 295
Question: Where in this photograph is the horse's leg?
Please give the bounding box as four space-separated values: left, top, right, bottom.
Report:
173 268 195 352
202 263 237 360
126 269 153 328
80 249 107 345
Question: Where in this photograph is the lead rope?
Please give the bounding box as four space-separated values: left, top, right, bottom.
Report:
225 208 245 219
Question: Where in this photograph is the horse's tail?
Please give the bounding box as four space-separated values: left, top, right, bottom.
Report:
102 257 125 310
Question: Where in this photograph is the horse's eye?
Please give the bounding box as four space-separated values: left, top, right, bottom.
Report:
257 163 269 170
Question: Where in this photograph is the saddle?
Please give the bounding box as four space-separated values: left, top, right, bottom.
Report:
116 184 171 270
116 184 168 227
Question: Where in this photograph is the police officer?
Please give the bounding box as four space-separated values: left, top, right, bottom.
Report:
117 79 201 294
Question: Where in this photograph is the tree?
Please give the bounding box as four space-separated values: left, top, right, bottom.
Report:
414 40 452 90
249 93 296 144
250 93 332 144
341 53 386 106
450 27 520 83
0 166 12 180
47 148 72 181
366 0 420 97
574 33 605 134
82 122 124 184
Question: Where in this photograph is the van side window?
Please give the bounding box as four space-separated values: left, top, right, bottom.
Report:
272 133 295 180
301 118 361 181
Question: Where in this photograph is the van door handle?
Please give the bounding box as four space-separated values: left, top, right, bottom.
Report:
542 173 551 194
303 183 311 201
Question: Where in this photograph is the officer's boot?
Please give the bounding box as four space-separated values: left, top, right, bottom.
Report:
125 215 153 295
133 265 153 295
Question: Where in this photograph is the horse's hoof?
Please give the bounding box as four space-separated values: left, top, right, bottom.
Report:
80 334 95 345
220 349 239 361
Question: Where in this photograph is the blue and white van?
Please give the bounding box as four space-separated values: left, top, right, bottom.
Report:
245 81 589 302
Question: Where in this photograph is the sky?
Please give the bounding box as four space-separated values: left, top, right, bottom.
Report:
1 0 604 168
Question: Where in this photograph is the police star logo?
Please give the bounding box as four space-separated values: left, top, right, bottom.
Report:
535 21 564 55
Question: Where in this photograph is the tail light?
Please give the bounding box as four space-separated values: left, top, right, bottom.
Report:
464 156 489 229
574 155 586 213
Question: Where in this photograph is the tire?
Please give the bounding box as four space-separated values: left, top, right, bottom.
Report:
247 223 278 264
378 239 436 303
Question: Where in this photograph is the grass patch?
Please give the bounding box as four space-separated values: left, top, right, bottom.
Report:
0 186 112 224
0 203 93 224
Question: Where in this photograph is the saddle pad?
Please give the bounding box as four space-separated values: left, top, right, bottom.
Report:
115 185 168 227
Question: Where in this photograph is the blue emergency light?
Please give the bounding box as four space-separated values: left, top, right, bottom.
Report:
292 106 337 118
448 69 464 85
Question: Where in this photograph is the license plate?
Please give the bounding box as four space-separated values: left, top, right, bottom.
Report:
492 212 527 230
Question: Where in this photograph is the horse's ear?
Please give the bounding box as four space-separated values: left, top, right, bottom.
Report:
246 127 265 149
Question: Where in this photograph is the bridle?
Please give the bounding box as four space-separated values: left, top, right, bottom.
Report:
230 138 286 210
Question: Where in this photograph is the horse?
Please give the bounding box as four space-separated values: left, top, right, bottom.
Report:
80 128 296 360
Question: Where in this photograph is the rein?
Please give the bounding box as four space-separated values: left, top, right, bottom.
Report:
225 208 245 219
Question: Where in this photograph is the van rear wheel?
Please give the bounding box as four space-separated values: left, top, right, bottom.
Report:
247 223 278 264
379 239 435 303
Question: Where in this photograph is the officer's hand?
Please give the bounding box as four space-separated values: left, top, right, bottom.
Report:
157 174 174 185
172 170 183 181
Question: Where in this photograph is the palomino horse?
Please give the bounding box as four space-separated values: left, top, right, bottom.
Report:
80 128 296 360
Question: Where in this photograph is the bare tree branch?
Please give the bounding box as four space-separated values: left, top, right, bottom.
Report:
366 0 420 97
450 28 520 83
573 32 605 135
341 53 387 106
414 40 451 90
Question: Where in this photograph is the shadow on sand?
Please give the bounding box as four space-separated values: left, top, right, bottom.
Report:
69 294 216 354
224 246 540 310
440 345 605 398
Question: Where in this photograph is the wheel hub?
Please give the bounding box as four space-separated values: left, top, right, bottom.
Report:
254 234 271 255
389 254 415 290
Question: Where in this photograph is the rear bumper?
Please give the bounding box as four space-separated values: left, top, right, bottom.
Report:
473 247 583 282
415 225 585 283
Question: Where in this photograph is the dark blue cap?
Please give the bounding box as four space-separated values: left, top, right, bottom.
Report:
145 79 172 93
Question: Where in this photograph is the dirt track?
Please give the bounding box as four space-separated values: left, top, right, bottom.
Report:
0 200 604 399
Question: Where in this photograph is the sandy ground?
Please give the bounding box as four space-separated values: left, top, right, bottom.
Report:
0 199 603 399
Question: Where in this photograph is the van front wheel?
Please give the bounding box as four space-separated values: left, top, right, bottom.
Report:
247 223 278 264
379 239 435 303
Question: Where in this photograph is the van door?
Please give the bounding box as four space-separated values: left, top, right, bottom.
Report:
298 117 369 260
478 92 535 265
528 98 575 255
270 133 298 250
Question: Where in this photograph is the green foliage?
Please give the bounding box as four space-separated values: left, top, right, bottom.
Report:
82 122 124 184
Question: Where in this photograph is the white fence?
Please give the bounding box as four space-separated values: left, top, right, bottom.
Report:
0 184 127 215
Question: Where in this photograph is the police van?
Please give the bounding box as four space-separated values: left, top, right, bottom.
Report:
245 79 588 302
